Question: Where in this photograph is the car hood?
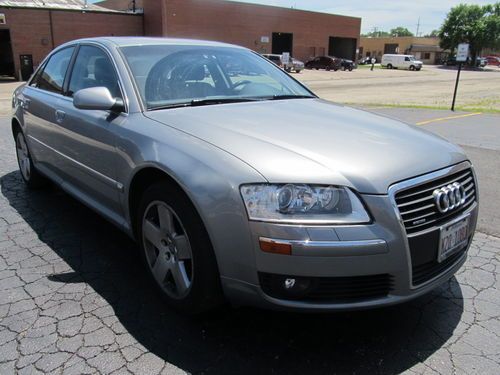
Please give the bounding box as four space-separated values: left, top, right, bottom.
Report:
145 99 467 194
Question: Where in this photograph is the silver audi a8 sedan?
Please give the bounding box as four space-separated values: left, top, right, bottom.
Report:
12 37 478 313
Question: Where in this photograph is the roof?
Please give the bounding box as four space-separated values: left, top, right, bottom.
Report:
0 0 120 12
60 36 246 49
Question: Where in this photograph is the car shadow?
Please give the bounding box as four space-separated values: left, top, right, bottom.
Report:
0 170 465 374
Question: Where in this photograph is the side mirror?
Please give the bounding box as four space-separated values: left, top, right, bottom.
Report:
73 87 124 112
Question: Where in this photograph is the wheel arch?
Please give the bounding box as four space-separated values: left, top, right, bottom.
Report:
11 117 22 138
127 165 216 251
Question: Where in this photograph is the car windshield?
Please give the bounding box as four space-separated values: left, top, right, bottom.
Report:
120 45 314 110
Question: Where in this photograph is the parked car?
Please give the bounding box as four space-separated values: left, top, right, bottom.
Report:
381 54 423 71
340 59 354 71
261 53 293 72
12 37 478 313
291 57 304 73
484 56 500 66
442 56 457 66
476 57 487 68
358 56 372 65
305 56 341 71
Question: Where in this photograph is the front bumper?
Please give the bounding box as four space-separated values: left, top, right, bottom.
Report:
220 162 478 311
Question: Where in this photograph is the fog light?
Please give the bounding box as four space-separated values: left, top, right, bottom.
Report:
284 278 296 289
259 273 317 300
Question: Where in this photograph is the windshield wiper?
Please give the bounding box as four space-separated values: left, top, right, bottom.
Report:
190 97 263 106
149 97 262 111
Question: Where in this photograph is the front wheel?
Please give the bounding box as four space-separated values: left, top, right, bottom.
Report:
137 181 223 314
15 130 47 189
409 65 416 71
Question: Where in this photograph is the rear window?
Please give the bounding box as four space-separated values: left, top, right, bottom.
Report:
35 47 75 93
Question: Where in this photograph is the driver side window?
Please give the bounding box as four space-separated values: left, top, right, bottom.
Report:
405 57 411 61
68 46 121 98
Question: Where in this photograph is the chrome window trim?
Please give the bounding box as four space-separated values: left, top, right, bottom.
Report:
387 160 476 289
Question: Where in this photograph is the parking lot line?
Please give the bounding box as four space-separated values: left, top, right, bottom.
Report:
416 112 482 126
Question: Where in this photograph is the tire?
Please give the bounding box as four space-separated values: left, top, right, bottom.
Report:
409 65 416 71
387 64 393 69
295 70 301 74
136 181 223 314
326 67 331 71
14 129 48 189
348 66 353 71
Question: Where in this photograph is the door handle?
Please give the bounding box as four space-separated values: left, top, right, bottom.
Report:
21 98 31 110
55 110 66 123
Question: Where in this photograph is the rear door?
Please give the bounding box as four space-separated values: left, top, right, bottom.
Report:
22 46 76 179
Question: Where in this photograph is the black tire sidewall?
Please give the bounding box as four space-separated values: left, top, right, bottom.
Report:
14 129 47 189
136 181 223 314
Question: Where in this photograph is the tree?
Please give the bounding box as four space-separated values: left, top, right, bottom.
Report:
390 27 414 37
439 2 500 64
424 29 440 37
361 30 391 37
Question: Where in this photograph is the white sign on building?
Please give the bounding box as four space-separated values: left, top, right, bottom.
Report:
260 36 269 43
0 13 6 24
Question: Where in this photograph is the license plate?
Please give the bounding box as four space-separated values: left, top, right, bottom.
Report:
438 215 469 263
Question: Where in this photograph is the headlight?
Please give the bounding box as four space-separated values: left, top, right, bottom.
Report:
240 184 370 224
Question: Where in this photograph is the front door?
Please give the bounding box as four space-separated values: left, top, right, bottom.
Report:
53 44 125 219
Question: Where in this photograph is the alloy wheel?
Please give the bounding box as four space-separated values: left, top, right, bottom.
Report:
142 201 194 299
16 132 31 181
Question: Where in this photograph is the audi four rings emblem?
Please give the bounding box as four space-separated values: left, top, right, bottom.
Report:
433 182 466 213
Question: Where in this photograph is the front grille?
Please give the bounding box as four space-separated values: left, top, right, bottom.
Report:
259 273 393 303
395 167 476 234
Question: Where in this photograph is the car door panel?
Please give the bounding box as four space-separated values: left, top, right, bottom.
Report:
53 95 124 216
22 47 76 177
50 44 124 217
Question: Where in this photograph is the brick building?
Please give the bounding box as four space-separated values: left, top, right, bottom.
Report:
359 37 446 64
136 0 361 63
0 0 143 80
1 0 361 80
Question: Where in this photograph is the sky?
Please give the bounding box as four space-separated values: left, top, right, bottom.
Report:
91 0 495 35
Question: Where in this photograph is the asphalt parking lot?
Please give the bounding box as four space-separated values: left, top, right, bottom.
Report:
0 106 499 374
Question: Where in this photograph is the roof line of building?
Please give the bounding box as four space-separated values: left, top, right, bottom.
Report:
221 0 361 21
0 4 142 15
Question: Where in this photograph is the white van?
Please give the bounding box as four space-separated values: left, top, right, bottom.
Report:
381 54 423 71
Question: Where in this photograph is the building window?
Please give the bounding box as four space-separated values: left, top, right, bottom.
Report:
384 43 398 54
423 52 431 60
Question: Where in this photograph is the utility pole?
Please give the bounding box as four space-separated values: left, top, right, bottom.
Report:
416 17 421 37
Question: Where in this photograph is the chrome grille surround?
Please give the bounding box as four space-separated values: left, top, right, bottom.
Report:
388 161 478 289
394 164 476 235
